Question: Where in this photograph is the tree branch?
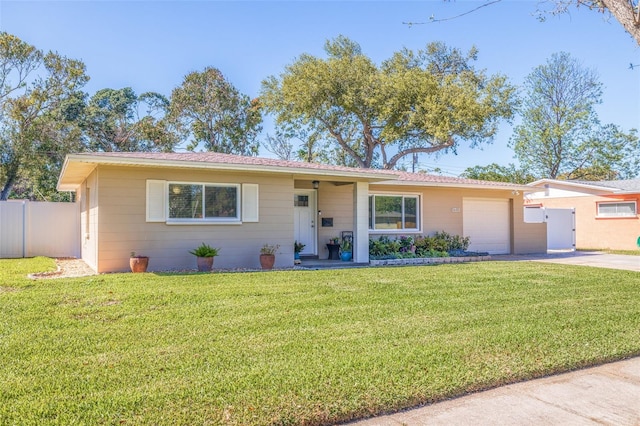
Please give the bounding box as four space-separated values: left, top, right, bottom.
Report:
403 0 503 26
318 117 366 168
385 138 455 169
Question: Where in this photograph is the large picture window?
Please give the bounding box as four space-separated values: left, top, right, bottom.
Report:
597 201 636 218
369 194 419 230
168 183 240 221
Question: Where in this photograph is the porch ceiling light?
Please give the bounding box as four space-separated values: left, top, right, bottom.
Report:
312 180 319 189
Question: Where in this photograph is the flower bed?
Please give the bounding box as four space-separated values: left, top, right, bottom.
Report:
369 232 490 266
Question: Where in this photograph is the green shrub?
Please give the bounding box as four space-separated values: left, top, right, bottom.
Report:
370 232 471 259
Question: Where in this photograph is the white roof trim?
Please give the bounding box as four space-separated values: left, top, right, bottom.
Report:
377 179 535 192
527 179 619 192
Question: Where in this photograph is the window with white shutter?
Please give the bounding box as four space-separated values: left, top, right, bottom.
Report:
146 180 166 222
242 183 259 222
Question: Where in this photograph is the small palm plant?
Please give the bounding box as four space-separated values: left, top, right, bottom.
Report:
189 243 220 272
294 241 305 254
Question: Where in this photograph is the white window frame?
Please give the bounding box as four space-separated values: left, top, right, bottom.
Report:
167 181 241 224
596 201 637 218
368 192 421 232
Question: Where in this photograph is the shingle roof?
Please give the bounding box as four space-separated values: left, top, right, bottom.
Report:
59 152 528 191
582 179 640 192
72 151 375 174
388 170 524 188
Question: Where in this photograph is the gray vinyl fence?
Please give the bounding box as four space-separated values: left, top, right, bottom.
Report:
0 200 80 259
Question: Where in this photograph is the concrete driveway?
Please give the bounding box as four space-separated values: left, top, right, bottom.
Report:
494 251 640 272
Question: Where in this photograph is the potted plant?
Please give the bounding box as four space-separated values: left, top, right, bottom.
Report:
340 239 352 261
294 241 305 264
189 242 220 272
260 244 280 270
129 251 149 273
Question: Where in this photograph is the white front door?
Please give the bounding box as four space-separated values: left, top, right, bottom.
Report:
294 190 317 255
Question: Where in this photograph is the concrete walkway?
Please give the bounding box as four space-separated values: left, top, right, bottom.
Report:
350 357 640 425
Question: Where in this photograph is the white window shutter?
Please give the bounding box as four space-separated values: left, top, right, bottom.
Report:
242 183 259 222
146 180 166 222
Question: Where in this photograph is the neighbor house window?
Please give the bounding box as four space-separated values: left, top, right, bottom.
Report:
168 183 240 221
369 194 419 230
596 201 636 218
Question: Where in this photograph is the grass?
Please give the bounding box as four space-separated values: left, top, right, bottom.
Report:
578 248 640 256
1 257 640 425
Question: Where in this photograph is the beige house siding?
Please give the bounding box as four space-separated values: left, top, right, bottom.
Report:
368 185 546 254
533 195 640 250
512 198 547 254
92 165 294 272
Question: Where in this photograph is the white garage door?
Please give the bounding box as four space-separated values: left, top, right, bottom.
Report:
463 198 511 254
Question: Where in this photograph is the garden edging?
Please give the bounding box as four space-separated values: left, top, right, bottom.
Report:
370 255 492 266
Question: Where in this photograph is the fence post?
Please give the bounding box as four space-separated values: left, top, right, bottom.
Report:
22 200 27 258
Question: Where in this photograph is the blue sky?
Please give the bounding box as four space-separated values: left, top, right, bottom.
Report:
1 0 639 176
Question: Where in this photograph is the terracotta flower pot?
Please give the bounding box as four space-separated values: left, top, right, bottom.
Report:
130 256 149 273
260 254 275 270
196 256 214 272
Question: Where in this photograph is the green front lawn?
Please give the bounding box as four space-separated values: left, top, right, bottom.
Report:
1 258 639 425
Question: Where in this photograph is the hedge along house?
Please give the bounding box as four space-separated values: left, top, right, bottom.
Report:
57 152 546 273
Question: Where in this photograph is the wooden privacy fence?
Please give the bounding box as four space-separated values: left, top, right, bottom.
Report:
0 200 80 259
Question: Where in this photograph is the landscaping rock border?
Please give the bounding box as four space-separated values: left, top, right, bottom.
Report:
370 255 491 266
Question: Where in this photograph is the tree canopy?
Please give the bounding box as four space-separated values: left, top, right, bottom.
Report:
83 87 177 153
169 67 262 155
261 36 516 169
510 52 640 180
461 163 536 184
0 32 89 200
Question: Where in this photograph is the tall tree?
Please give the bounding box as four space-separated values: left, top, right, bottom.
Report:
510 52 640 180
83 87 177 152
0 32 89 200
169 67 262 155
261 36 516 169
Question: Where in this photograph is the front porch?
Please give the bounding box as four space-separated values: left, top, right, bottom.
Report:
293 179 370 264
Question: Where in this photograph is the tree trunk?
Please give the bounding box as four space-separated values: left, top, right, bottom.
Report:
600 0 640 45
0 174 16 201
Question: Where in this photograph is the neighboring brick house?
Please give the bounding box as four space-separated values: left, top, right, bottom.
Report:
526 179 640 251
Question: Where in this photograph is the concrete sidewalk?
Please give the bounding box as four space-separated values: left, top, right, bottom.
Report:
350 357 640 425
